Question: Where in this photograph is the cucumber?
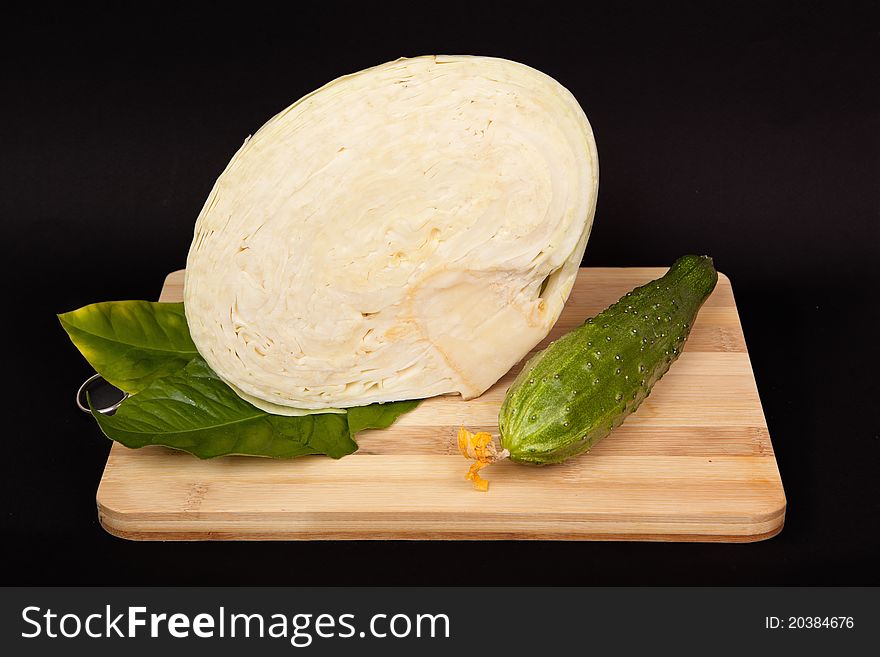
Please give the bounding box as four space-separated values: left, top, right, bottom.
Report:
499 255 718 465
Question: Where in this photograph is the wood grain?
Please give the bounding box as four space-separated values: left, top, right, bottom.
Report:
97 268 785 541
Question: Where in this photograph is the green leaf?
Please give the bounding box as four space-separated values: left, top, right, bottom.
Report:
92 357 358 459
347 399 421 437
63 300 423 459
58 301 198 393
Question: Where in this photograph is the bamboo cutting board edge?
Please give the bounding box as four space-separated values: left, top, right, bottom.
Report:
95 267 786 542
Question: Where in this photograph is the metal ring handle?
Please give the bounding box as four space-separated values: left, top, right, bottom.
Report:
76 373 129 415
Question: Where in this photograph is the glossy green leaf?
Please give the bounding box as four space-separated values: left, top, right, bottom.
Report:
347 399 421 437
63 300 422 459
58 301 197 393
92 357 358 459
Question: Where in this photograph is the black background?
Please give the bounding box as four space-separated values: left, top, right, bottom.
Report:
2 1 877 585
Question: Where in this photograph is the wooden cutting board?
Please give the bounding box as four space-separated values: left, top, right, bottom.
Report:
96 268 785 542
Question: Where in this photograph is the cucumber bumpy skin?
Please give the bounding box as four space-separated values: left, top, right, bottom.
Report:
499 255 718 465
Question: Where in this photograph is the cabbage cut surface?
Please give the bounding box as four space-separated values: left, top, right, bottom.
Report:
185 55 598 412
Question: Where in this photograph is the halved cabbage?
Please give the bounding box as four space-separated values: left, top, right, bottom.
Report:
184 55 598 412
